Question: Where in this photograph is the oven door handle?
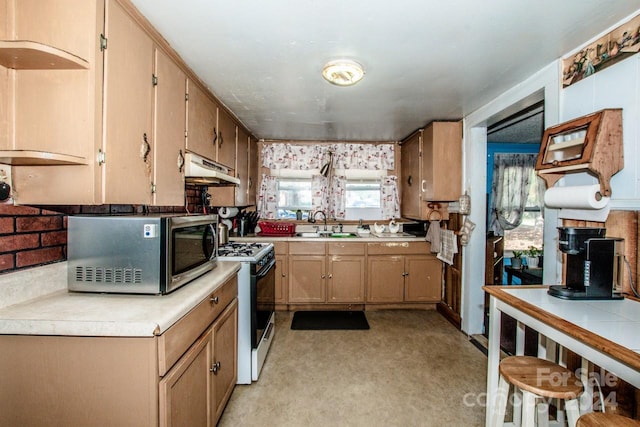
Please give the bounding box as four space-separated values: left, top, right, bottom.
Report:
255 257 276 278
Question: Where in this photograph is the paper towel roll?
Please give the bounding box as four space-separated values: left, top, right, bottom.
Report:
543 184 609 210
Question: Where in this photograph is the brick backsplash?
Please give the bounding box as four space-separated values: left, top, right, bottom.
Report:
0 187 207 275
0 204 67 273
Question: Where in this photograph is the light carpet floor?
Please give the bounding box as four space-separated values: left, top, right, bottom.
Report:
219 310 487 426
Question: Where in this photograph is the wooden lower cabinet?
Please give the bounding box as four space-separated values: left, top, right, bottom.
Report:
273 242 288 307
0 276 238 427
211 300 238 422
289 255 326 303
404 256 442 302
367 242 442 304
327 255 366 303
274 240 441 307
288 242 366 305
159 299 237 427
159 330 211 427
367 256 405 303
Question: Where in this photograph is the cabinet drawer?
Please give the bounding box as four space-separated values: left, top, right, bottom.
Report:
273 241 288 255
289 241 326 255
367 241 431 255
157 276 238 376
328 242 365 255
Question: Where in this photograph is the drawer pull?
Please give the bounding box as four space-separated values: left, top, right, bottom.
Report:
210 296 219 304
210 361 221 374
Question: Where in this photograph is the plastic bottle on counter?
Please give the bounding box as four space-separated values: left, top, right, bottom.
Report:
296 210 302 220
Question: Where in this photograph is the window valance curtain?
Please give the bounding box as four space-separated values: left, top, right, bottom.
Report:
488 153 541 236
258 142 398 220
261 143 395 170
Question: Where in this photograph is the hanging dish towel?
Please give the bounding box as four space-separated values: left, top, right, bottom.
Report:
425 220 441 254
437 229 458 265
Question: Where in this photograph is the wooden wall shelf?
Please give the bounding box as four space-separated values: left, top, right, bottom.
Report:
0 150 87 166
0 40 89 70
535 108 623 197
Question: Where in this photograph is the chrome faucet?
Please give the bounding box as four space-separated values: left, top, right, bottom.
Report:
312 210 328 231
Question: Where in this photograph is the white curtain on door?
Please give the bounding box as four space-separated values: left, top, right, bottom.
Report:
488 153 543 236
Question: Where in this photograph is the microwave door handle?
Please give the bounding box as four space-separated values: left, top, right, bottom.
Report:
202 224 216 259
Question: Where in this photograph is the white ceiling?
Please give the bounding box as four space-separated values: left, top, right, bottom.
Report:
130 0 640 142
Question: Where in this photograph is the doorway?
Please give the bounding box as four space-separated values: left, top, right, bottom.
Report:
483 101 544 355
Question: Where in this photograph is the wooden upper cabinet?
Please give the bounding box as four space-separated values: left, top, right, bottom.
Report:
400 121 462 220
186 79 217 160
153 48 186 206
422 121 462 201
235 127 249 206
216 108 236 169
400 132 422 219
102 0 154 204
248 136 259 205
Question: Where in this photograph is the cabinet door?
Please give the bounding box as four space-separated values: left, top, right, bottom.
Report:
247 136 259 205
275 255 288 304
400 132 422 219
366 256 404 303
103 0 154 204
404 256 442 302
211 299 238 424
216 108 236 169
235 127 249 206
186 80 216 160
327 255 365 303
422 122 462 201
288 256 326 303
153 48 186 206
159 330 212 427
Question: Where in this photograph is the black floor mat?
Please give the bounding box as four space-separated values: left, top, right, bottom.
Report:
291 311 370 330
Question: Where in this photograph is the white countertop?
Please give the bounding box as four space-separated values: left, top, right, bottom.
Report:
230 234 426 243
0 261 240 337
502 287 640 353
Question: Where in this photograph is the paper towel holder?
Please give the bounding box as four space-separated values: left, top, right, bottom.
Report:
535 108 623 197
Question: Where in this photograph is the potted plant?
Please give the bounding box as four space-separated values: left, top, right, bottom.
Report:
510 250 523 269
524 246 543 268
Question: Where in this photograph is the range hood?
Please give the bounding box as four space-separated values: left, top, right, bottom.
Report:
184 151 240 186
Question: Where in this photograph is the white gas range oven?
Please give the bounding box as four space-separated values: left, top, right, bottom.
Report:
217 242 275 383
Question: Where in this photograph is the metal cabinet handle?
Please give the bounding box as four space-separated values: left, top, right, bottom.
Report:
282 273 286 277
219 132 224 148
421 179 426 192
321 274 326 279
248 177 252 189
213 127 218 146
141 133 151 163
210 296 219 304
402 272 409 277
407 175 413 186
210 361 221 374
328 274 332 279
177 149 185 172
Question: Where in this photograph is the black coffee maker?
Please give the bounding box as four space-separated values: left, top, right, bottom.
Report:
548 227 624 300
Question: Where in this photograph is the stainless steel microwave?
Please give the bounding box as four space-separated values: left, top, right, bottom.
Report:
68 214 218 294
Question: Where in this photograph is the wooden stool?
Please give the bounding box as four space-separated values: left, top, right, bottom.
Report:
577 412 640 426
492 355 583 427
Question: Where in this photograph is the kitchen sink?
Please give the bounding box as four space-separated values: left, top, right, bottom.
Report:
295 232 322 238
294 232 359 238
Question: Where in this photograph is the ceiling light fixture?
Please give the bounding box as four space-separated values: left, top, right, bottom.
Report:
322 59 365 86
